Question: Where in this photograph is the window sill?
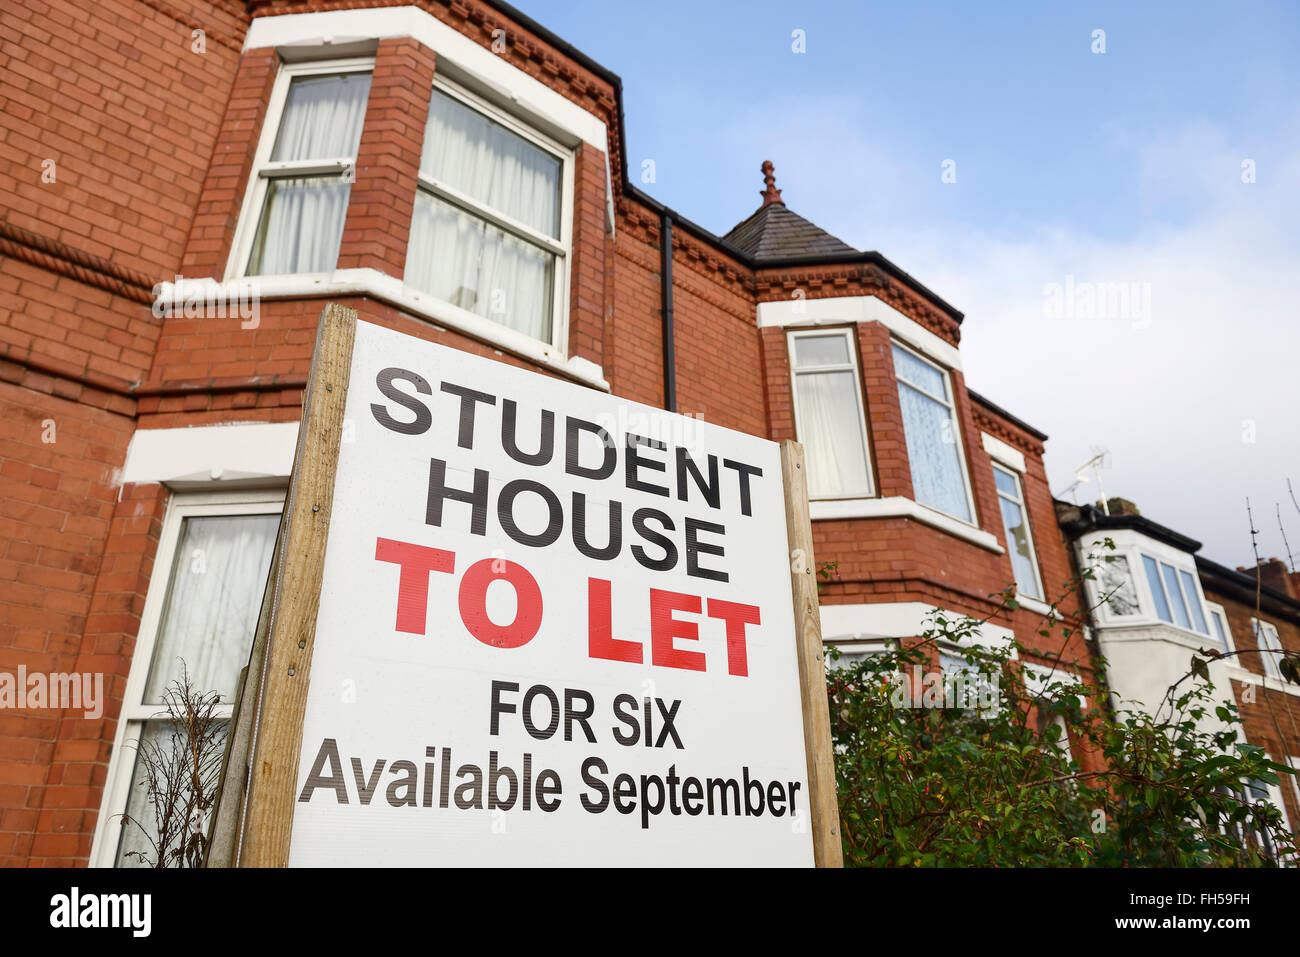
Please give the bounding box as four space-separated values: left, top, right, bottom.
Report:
1226 666 1300 699
155 270 609 392
808 496 1004 554
1015 595 1057 619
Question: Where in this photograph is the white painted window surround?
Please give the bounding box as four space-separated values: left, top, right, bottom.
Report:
756 295 961 371
204 6 613 390
980 431 1026 473
809 496 1003 554
819 601 1016 655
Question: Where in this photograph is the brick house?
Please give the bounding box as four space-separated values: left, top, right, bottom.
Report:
1 0 1295 866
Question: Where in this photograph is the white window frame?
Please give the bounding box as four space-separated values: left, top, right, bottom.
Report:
1251 617 1285 681
1205 600 1237 653
407 75 575 353
1021 662 1085 764
90 489 284 868
1139 551 1212 639
224 57 376 282
991 462 1044 601
891 339 977 526
786 327 875 500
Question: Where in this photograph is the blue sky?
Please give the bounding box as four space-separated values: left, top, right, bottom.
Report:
517 0 1300 567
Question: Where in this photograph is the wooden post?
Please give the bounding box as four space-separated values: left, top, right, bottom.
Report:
780 439 843 868
235 303 357 867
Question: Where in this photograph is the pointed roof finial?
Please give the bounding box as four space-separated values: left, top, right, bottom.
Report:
760 160 783 206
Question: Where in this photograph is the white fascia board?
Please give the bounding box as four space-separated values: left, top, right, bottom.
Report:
122 422 299 486
152 271 609 392
981 431 1026 473
756 294 962 371
819 601 1015 651
244 6 608 150
809 496 1003 554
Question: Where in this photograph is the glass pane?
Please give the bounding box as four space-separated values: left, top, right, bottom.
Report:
421 89 561 238
1179 569 1209 634
271 73 372 161
1143 555 1171 623
1099 555 1140 616
116 719 228 868
143 514 279 704
1257 622 1282 679
897 381 970 522
892 343 947 399
794 370 871 498
406 191 555 341
1211 610 1229 649
1160 562 1192 629
998 496 1042 600
793 334 851 368
247 176 351 276
992 466 1019 498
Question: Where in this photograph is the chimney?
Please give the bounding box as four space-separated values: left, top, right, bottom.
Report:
1100 497 1141 517
1234 557 1298 599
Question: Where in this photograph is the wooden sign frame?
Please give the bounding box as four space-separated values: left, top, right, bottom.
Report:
208 302 842 868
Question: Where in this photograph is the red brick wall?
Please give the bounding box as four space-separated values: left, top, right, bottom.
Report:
0 378 140 866
336 39 437 277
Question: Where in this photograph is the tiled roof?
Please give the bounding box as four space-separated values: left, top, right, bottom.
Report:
722 201 859 261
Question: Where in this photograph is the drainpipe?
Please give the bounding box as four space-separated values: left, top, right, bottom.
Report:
660 210 677 413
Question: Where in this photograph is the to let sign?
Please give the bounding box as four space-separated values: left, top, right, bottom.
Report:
227 307 835 867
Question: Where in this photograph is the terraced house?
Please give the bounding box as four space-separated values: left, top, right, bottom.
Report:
2 0 1297 866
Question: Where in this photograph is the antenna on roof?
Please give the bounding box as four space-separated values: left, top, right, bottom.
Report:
1063 447 1112 513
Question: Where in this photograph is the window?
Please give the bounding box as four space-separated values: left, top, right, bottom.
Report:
788 329 873 499
991 464 1042 601
92 492 282 867
891 342 973 523
1097 554 1140 617
232 60 374 278
1140 554 1209 636
406 81 571 345
1252 618 1284 681
1206 601 1234 651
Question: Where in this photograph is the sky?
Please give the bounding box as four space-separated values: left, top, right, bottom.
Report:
514 0 1300 569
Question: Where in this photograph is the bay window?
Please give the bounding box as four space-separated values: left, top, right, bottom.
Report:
787 329 873 499
1096 554 1141 617
405 81 570 345
235 60 374 278
991 463 1043 601
1141 554 1210 636
892 341 973 523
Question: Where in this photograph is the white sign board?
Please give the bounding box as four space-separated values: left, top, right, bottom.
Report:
288 320 813 866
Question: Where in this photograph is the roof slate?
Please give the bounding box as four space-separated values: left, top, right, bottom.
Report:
721 202 858 261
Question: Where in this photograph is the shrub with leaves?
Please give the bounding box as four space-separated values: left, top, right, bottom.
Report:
827 557 1298 867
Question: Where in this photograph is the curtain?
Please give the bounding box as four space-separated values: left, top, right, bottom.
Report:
795 370 870 498
405 89 562 341
142 514 279 703
271 73 371 162
897 381 970 522
419 89 560 237
406 192 554 340
248 72 371 276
